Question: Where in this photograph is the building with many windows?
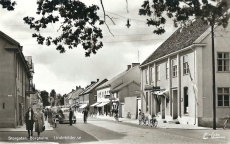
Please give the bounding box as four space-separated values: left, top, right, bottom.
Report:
140 19 230 127
0 31 35 128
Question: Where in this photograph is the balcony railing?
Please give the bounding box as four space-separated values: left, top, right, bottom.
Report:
26 83 36 94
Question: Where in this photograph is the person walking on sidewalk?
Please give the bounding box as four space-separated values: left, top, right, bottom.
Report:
82 109 88 123
69 108 73 126
138 109 142 125
44 109 48 121
33 108 44 137
25 107 34 139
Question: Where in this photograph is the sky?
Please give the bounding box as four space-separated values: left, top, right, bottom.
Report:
0 0 177 95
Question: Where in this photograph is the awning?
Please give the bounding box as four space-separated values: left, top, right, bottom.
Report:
97 101 110 107
153 90 169 99
90 102 101 107
79 104 87 109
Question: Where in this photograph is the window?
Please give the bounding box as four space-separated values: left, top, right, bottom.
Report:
183 55 189 75
150 67 154 83
172 59 177 77
166 62 169 79
217 88 230 106
145 69 148 84
217 53 229 71
156 65 160 81
94 95 97 101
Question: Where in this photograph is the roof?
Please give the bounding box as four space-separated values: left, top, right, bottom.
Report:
96 71 127 90
79 79 108 95
0 31 20 46
69 88 84 99
111 80 140 93
141 19 210 66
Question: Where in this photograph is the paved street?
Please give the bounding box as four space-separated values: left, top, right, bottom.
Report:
0 114 230 144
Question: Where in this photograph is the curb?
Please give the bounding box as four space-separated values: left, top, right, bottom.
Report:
94 116 214 130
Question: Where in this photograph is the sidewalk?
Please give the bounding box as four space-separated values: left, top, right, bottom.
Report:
90 114 216 130
0 119 53 132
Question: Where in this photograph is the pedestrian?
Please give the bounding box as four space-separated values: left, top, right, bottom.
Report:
82 109 88 123
25 107 34 139
142 113 146 126
44 109 48 121
145 111 150 126
33 108 45 137
138 109 142 125
69 108 73 126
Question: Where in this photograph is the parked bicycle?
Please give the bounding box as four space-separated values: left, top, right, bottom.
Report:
150 114 158 128
223 114 229 129
114 113 119 122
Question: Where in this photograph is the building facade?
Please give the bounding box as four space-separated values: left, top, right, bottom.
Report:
96 63 141 117
140 19 230 127
0 31 35 128
79 79 108 112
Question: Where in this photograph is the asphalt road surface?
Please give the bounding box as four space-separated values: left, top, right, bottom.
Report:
0 115 229 144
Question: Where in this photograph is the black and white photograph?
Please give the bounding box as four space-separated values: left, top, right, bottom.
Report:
0 0 230 143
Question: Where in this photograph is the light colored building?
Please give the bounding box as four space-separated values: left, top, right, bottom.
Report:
79 79 108 112
96 63 140 117
140 19 230 127
0 31 35 128
71 86 84 109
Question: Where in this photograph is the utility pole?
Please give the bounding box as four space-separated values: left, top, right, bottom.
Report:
211 24 216 130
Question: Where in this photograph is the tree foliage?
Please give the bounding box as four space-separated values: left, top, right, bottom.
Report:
23 0 104 56
139 0 230 35
40 90 50 106
0 0 16 11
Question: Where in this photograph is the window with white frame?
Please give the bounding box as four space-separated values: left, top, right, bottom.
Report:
217 88 230 107
217 53 229 72
145 69 148 84
150 67 154 83
183 55 189 75
166 62 169 79
156 65 160 81
172 59 177 77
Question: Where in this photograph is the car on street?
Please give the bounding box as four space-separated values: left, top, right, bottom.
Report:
58 108 76 124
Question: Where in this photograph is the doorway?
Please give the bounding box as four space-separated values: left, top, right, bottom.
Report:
184 87 189 114
172 89 178 119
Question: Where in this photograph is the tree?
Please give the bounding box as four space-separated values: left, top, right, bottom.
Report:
50 89 56 106
23 0 105 57
60 95 65 106
0 0 16 11
139 0 230 130
40 90 50 107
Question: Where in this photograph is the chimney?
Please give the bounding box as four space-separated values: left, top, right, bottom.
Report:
79 85 81 88
76 86 78 90
97 79 99 82
132 63 140 68
91 81 96 85
127 65 131 71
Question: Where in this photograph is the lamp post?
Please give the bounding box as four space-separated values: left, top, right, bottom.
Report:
211 24 216 130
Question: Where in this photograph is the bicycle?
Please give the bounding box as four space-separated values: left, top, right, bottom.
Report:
114 114 119 122
223 114 229 129
52 114 59 128
150 115 158 128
